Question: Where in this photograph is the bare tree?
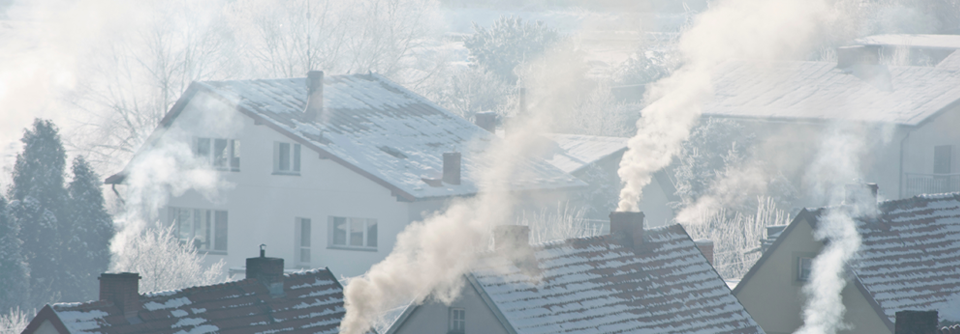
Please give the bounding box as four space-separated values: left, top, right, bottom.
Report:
111 226 225 293
517 203 603 244
0 307 30 334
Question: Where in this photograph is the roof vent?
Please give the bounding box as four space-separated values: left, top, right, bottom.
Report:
99 273 141 319
247 244 285 297
610 211 645 251
443 152 461 185
303 71 324 122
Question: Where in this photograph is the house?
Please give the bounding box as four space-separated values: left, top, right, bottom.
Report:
386 211 765 334
701 48 960 206
852 34 960 68
20 249 346 334
542 133 679 225
105 71 586 278
733 190 960 334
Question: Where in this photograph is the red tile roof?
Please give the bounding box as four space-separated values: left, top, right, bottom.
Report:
40 268 344 334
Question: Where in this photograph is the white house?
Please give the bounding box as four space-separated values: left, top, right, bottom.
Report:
106 71 586 278
701 47 960 207
733 190 960 334
386 212 764 334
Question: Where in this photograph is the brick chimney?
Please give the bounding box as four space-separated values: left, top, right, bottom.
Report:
610 211 645 250
303 71 324 122
895 310 939 334
99 273 141 319
837 45 880 68
494 225 537 274
475 112 497 133
844 182 879 216
695 239 714 266
442 152 461 185
247 244 285 297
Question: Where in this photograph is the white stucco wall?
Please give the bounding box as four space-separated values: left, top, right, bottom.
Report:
734 218 891 334
391 281 511 334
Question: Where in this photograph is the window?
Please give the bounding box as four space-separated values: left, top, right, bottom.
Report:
296 218 311 265
798 257 813 281
449 308 465 333
274 142 301 174
935 145 953 174
168 207 228 252
329 216 377 250
194 137 240 171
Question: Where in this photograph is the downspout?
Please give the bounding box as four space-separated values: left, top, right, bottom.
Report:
112 184 126 206
899 129 911 199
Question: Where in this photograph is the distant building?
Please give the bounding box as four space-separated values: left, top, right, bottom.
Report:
105 72 585 278
701 49 960 205
386 212 764 334
20 249 346 334
853 34 960 68
733 189 960 334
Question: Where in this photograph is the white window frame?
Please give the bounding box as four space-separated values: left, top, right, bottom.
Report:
168 206 228 253
449 307 465 333
273 141 301 175
295 217 312 266
797 257 812 282
328 216 377 251
194 137 240 171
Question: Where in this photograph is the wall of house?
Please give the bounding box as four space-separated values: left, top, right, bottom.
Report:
902 105 960 194
160 93 422 278
734 218 891 334
30 320 59 334
390 281 511 334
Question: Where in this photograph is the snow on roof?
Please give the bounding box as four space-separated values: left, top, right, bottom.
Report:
48 269 345 334
851 193 960 324
198 74 585 199
854 34 960 49
470 225 764 334
703 60 960 125
543 134 628 174
939 50 960 69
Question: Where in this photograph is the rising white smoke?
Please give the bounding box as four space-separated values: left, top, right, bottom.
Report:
616 0 832 211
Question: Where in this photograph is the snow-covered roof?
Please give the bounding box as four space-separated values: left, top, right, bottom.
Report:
853 193 960 324
468 225 764 333
938 50 960 68
192 74 584 200
543 134 628 174
854 34 960 49
702 60 960 125
38 269 345 334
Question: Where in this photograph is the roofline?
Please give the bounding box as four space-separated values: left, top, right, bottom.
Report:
383 303 417 334
732 208 820 295
21 305 70 334
701 113 921 128
466 273 518 334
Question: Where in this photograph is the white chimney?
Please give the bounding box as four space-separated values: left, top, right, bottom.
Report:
304 71 324 122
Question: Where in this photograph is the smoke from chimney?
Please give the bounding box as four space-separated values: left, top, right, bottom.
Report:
304 70 324 122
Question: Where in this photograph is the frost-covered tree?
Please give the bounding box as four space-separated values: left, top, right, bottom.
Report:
62 156 115 301
516 203 602 244
0 196 29 311
429 67 514 121
10 119 67 211
613 48 679 87
112 226 224 293
464 16 560 84
0 307 30 334
672 118 757 210
563 86 637 137
9 197 60 306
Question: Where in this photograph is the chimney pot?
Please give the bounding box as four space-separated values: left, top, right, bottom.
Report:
837 45 880 68
304 71 324 122
895 310 938 334
695 239 714 266
247 247 285 296
442 152 461 185
99 273 141 319
609 211 645 250
475 112 497 133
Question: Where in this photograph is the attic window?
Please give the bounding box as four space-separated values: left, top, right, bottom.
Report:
379 146 407 159
797 257 813 281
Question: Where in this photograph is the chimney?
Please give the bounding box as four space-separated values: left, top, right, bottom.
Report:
837 45 880 68
895 310 939 334
303 71 324 122
493 225 537 274
442 152 461 185
609 211 645 250
246 244 285 297
99 273 141 319
844 183 879 216
695 239 714 266
475 112 497 133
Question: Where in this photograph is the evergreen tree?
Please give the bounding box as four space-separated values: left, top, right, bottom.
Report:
0 196 30 311
9 196 60 306
464 16 560 84
63 156 115 301
11 119 67 210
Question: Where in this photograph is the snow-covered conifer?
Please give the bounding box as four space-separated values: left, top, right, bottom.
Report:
0 197 30 311
62 156 115 301
9 197 60 306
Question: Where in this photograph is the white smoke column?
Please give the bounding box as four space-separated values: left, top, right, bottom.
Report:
617 0 831 211
794 125 866 334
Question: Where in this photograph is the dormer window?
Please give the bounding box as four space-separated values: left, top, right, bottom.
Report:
195 137 240 171
274 142 301 175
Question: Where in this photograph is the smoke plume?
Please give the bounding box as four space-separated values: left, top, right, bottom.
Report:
616 0 831 211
